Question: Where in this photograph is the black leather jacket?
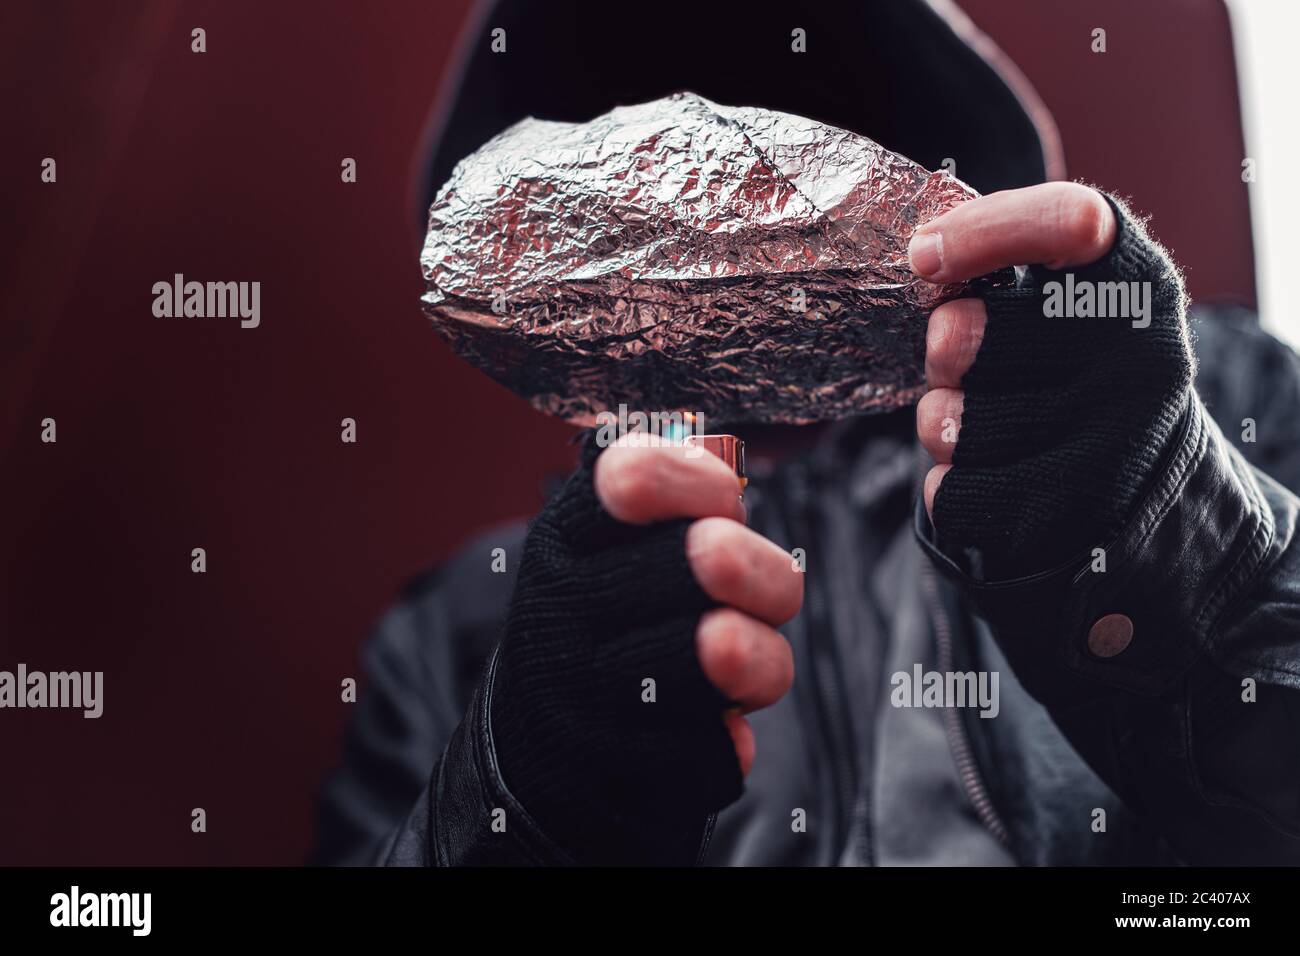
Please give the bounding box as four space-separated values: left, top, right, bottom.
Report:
314 306 1300 866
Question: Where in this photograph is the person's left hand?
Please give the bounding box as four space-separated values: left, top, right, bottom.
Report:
911 182 1117 517
907 181 1193 577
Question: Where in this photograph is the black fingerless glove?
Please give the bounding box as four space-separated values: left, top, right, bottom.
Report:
932 194 1195 580
489 436 743 865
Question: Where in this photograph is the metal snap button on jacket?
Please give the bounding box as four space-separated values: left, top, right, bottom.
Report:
1087 613 1134 658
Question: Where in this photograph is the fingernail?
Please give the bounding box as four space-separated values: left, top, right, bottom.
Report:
909 231 944 278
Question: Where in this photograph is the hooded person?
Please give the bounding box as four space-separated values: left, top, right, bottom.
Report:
314 0 1300 866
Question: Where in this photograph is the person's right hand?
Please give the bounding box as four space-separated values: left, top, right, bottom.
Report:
489 433 802 865
593 438 802 773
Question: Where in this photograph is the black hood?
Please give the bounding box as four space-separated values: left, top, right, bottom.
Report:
417 0 1062 220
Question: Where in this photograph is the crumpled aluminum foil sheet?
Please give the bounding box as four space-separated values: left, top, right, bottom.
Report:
421 92 991 425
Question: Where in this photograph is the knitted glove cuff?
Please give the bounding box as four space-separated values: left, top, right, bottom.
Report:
932 193 1195 579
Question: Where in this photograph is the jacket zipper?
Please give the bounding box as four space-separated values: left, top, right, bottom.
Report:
920 561 1010 846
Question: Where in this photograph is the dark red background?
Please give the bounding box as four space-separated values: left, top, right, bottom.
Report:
0 0 1254 863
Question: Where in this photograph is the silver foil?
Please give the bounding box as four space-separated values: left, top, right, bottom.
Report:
421 92 986 425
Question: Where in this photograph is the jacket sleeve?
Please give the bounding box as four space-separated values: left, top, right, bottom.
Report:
917 314 1300 864
379 646 577 866
312 525 573 865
